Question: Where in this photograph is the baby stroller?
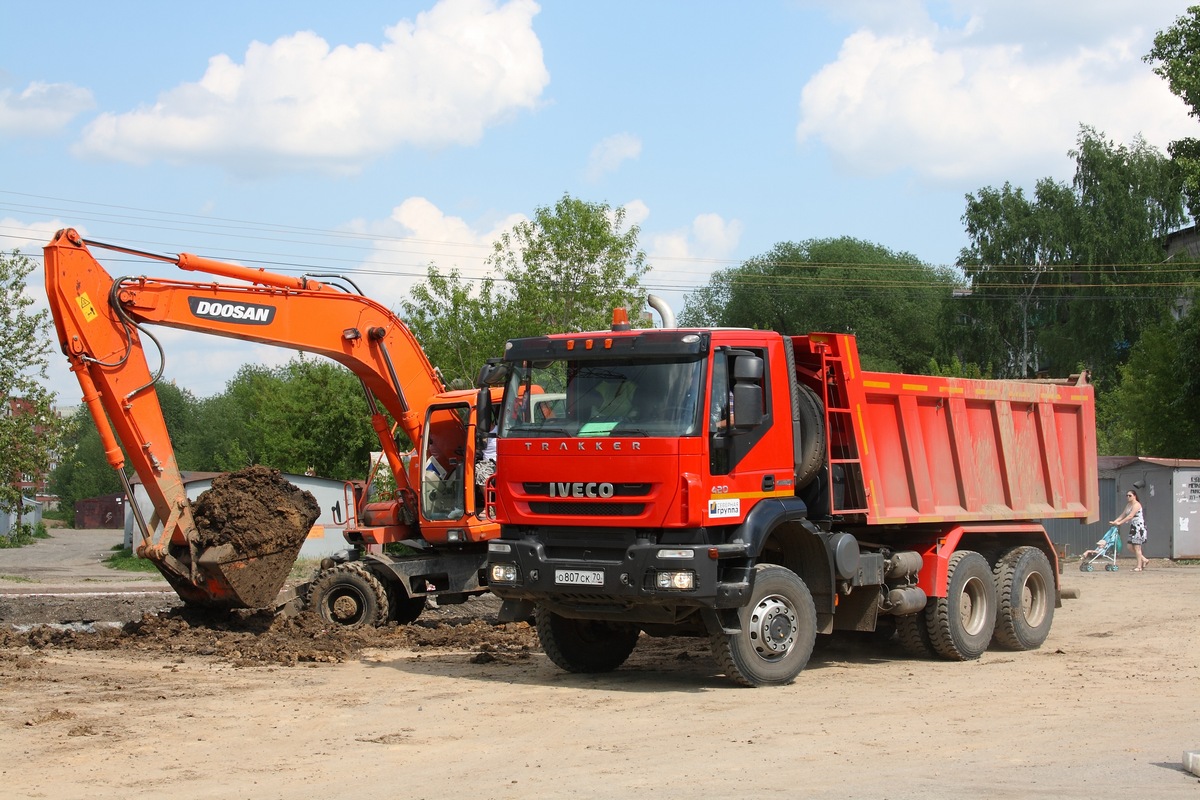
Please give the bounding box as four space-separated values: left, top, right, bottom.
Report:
1080 526 1122 572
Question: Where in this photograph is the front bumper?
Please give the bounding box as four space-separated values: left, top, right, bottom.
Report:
487 537 752 621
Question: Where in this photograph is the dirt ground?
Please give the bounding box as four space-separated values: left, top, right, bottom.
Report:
2 531 1199 799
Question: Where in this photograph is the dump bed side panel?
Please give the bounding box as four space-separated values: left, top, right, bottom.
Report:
859 374 1098 525
791 333 1099 527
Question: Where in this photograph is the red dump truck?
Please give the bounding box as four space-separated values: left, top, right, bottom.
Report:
483 314 1098 686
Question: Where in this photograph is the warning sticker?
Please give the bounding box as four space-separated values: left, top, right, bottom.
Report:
707 498 740 519
76 292 98 322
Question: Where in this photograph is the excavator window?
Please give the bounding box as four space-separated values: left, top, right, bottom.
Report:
421 404 469 521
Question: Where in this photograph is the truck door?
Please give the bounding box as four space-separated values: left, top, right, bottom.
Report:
708 347 780 518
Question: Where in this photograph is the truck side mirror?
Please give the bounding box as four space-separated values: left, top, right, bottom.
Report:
476 358 508 387
732 384 763 427
731 355 764 428
475 387 494 449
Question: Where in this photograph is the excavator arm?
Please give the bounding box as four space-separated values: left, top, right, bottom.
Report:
43 228 459 608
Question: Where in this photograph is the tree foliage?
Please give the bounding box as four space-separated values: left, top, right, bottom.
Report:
680 237 961 372
1097 303 1200 456
959 127 1186 381
0 250 66 515
1147 5 1200 221
198 358 374 480
401 194 650 385
402 268 508 388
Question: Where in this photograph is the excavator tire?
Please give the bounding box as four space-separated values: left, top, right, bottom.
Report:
386 583 428 625
307 563 390 629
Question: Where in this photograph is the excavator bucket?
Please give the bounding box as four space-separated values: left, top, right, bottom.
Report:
150 541 308 610
150 467 320 610
195 541 310 609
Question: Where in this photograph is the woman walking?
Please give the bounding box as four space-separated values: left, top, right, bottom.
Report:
1112 489 1150 571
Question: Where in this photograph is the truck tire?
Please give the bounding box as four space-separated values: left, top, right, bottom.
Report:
307 563 390 629
895 604 937 658
991 546 1055 651
535 609 639 673
928 550 995 661
710 564 817 687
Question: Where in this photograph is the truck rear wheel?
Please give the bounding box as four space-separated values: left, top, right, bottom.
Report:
308 563 390 629
535 609 640 673
710 564 817 687
928 550 995 660
895 604 937 658
992 546 1055 651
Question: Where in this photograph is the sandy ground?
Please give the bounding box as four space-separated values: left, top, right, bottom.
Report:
1 530 1199 799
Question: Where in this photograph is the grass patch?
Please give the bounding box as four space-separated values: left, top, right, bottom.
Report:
103 547 162 573
0 574 35 583
0 522 51 549
290 557 321 581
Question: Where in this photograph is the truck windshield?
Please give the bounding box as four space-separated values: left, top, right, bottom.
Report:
500 357 704 438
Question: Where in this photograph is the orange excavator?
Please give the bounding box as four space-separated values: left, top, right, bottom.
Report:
44 227 502 625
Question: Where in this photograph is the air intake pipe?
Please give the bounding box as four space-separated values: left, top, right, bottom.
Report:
647 294 676 329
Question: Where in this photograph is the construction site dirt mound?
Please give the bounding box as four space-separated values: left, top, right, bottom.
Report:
191 465 320 559
0 601 537 667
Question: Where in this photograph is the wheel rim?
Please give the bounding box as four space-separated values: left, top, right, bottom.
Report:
749 594 797 660
324 586 368 625
958 575 990 636
1019 570 1048 627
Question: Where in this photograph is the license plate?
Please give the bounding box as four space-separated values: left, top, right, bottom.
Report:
555 569 604 586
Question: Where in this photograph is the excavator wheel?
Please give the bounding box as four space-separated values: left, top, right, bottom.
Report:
386 584 428 625
307 563 391 629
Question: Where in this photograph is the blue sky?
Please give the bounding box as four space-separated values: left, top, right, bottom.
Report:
2 0 1194 403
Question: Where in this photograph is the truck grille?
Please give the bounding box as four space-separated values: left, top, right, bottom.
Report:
529 501 645 516
522 482 651 497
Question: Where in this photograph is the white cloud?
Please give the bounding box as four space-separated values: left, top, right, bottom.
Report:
796 4 1196 185
1 218 68 251
350 197 526 302
0 81 95 136
643 210 743 313
585 133 642 180
73 0 549 175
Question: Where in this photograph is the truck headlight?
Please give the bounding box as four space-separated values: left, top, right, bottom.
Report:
490 563 520 583
654 570 695 590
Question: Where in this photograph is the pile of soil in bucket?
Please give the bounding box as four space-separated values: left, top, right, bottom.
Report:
191 465 320 559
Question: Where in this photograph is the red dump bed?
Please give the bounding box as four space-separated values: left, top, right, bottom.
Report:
793 333 1100 527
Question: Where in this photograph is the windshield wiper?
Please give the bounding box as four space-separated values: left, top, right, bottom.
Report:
508 426 571 437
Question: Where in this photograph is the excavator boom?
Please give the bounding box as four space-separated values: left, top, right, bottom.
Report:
44 228 481 609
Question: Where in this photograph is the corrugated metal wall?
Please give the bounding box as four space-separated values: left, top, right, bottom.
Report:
1043 477 1117 558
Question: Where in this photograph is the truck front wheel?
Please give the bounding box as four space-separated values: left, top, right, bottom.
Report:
991 546 1055 650
535 609 640 673
928 550 995 660
710 564 817 687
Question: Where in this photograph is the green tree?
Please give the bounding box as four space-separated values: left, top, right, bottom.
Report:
0 250 66 518
402 193 650 384
402 267 508 387
487 193 649 338
1097 305 1200 457
201 358 375 480
681 237 961 373
49 382 204 520
48 406 122 517
1146 6 1200 221
959 127 1186 380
